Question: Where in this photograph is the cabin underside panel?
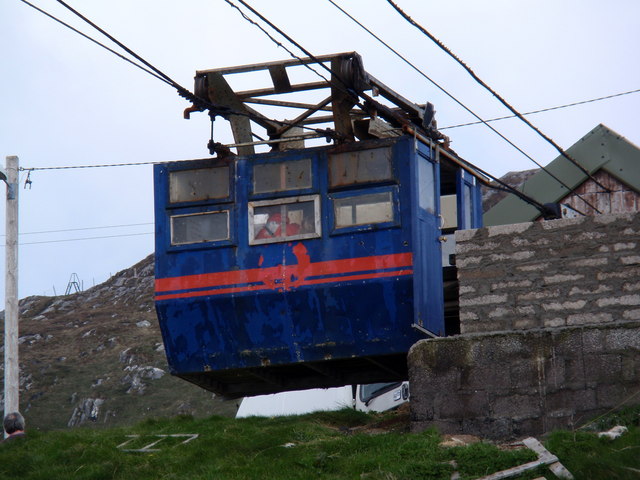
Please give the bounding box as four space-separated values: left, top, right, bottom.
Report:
178 353 411 398
155 278 420 397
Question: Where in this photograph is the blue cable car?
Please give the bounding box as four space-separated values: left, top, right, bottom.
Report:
153 54 484 397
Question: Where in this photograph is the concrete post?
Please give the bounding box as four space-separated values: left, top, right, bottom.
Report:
3 155 19 435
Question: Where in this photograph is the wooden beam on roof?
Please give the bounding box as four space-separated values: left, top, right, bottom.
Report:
268 64 292 93
236 81 329 99
243 97 334 112
331 57 356 142
275 96 332 138
196 51 357 75
298 111 368 126
206 72 290 154
368 74 425 123
206 72 255 155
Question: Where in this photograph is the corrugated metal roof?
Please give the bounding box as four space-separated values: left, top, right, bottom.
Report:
483 124 640 226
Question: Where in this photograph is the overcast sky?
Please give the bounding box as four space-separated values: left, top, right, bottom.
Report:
1 0 639 306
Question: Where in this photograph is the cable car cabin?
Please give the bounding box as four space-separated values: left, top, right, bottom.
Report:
153 53 484 398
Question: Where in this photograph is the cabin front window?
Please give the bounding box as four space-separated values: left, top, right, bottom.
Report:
333 191 394 228
169 166 230 203
328 147 393 187
253 159 312 194
171 211 229 245
249 196 320 244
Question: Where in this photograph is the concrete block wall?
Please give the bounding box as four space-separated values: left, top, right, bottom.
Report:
456 212 640 333
409 321 640 439
409 212 640 439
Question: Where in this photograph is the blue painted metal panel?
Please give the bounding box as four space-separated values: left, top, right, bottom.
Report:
152 136 466 396
409 140 444 335
457 169 483 229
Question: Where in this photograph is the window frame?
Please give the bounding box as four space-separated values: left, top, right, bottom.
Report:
249 156 317 200
327 145 396 191
248 195 321 245
166 160 234 207
167 206 234 250
328 185 400 235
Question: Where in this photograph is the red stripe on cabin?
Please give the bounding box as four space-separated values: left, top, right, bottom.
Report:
154 251 413 300
154 267 413 301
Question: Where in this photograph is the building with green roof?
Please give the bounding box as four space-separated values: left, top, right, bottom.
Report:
484 124 640 226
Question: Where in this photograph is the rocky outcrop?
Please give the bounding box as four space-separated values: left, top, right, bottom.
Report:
1 254 238 430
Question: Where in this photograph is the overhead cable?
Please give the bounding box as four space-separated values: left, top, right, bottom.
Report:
19 0 170 85
2 231 152 247
326 0 601 214
222 0 331 85
1 222 153 237
230 0 565 218
229 0 399 116
26 0 335 139
386 0 611 195
54 0 224 113
441 87 640 130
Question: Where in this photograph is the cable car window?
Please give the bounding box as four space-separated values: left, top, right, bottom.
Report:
334 191 394 228
169 166 229 203
440 194 457 230
329 147 393 187
417 157 436 213
249 196 320 244
253 159 312 194
171 211 229 245
463 184 473 228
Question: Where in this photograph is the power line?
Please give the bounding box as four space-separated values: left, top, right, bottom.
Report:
231 0 559 216
1 231 153 247
228 0 417 131
326 0 601 215
222 0 332 86
53 0 227 115
23 0 338 141
385 0 611 196
441 87 640 130
20 160 162 172
21 0 595 217
18 0 171 86
0 222 153 237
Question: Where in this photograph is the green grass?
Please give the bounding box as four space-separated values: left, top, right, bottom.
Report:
0 407 638 480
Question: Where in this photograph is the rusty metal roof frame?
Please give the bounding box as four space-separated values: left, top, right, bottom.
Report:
184 52 448 156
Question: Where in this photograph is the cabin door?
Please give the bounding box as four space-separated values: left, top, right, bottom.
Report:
411 146 444 336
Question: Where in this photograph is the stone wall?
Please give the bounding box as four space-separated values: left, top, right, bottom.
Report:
456 213 640 333
409 321 640 439
410 212 640 439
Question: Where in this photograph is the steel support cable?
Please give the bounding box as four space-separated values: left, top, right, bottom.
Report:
1 222 153 237
8 231 152 246
230 0 403 124
23 0 338 140
222 0 331 86
232 0 354 93
231 0 588 218
54 0 228 114
440 87 640 129
326 0 597 216
19 0 170 86
34 0 586 217
386 0 611 195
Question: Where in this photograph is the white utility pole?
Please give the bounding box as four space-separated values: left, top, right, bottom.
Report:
3 155 19 431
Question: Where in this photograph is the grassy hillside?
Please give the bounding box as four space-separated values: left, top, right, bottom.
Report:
1 408 639 480
1 255 238 431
